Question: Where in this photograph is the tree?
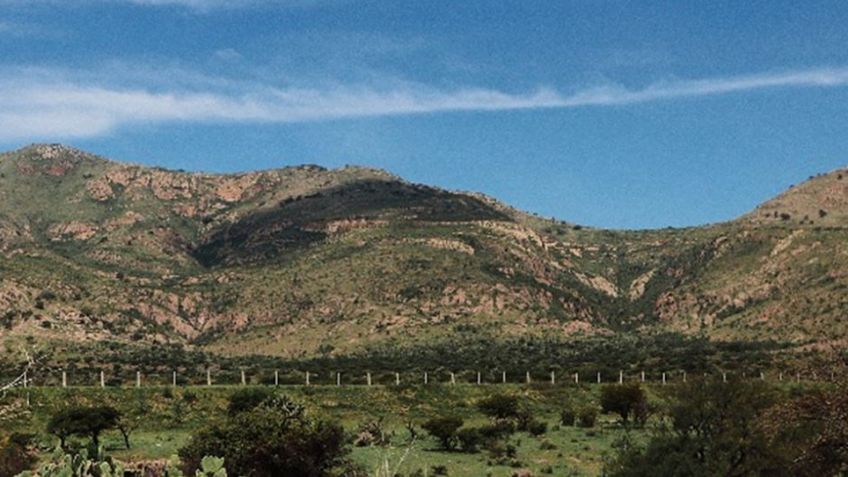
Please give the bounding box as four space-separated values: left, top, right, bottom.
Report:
600 383 647 425
606 379 788 477
762 382 848 476
226 387 273 416
421 416 464 450
477 394 520 420
179 395 352 477
47 406 121 449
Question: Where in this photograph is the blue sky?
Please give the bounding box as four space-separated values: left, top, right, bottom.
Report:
2 1 848 229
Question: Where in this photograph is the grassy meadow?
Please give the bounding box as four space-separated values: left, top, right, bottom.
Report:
2 383 669 476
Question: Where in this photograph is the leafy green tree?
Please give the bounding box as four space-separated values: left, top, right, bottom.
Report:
421 417 464 450
600 383 647 425
46 406 120 449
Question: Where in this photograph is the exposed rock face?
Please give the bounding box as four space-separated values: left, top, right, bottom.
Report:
629 269 655 300
1 144 848 360
47 221 98 241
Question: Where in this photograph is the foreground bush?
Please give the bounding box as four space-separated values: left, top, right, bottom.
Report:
1 433 36 477
606 380 785 477
179 395 353 477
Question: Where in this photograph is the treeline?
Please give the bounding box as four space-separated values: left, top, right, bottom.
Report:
0 333 803 386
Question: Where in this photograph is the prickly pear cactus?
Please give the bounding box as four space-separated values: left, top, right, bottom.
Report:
15 448 124 477
165 455 227 477
198 456 227 477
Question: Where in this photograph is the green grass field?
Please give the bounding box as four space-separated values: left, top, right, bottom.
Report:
3 383 666 476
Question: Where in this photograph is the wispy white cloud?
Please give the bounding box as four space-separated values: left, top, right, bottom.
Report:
213 48 242 61
0 20 58 38
2 66 848 141
0 0 339 10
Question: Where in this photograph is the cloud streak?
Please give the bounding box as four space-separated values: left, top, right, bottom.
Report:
2 66 848 141
0 0 339 10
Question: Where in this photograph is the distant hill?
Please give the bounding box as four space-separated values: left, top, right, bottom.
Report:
1 144 846 368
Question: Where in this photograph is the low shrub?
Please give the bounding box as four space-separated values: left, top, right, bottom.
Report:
578 407 598 428
526 419 547 436
560 407 577 426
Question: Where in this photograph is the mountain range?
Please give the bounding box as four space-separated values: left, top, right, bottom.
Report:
1 144 846 367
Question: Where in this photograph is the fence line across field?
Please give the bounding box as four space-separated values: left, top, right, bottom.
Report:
8 368 837 388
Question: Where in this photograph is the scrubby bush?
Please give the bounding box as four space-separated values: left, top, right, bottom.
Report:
560 406 577 426
525 419 547 436
456 427 483 453
422 417 464 450
353 418 390 447
0 433 36 477
431 464 448 475
600 383 647 425
606 380 784 477
226 387 273 416
179 395 352 477
487 440 518 461
577 407 598 428
477 394 520 420
477 420 516 441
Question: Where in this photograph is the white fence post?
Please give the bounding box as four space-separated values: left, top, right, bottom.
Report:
100 371 105 388
137 371 142 388
619 370 623 384
62 371 67 388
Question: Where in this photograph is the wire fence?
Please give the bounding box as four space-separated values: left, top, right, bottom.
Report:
4 368 839 389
